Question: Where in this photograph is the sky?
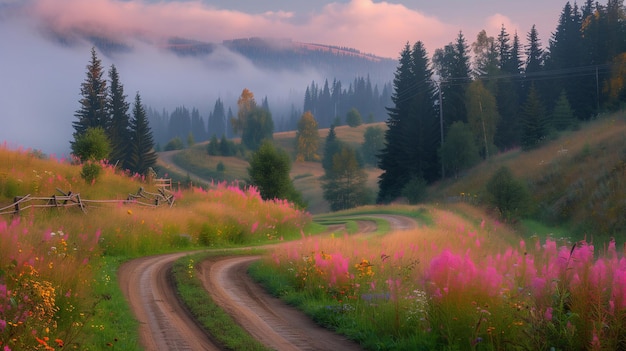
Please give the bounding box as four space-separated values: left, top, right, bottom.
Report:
0 0 568 156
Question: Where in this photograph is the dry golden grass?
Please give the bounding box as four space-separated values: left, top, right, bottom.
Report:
434 112 626 198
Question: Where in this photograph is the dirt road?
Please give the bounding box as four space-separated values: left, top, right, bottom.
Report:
118 215 416 350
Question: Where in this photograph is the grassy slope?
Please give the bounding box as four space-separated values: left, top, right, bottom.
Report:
432 111 626 239
165 123 385 214
164 112 626 237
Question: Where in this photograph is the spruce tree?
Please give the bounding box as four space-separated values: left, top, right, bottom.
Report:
520 85 548 150
322 124 341 175
106 64 131 168
433 32 471 128
72 47 108 155
322 145 369 211
377 43 413 203
128 92 157 175
378 41 439 203
494 25 522 149
208 98 226 138
191 108 207 142
525 25 544 77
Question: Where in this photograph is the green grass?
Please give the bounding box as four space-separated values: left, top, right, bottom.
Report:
171 251 271 351
81 256 142 350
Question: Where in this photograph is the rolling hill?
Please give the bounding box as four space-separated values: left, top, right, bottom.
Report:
160 111 626 238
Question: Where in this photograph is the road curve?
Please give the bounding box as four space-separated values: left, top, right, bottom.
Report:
118 252 222 351
118 215 417 350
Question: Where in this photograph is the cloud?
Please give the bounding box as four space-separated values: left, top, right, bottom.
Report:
0 11 324 156
22 0 454 58
485 14 521 38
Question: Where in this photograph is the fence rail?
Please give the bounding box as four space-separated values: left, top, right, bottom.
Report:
0 184 174 216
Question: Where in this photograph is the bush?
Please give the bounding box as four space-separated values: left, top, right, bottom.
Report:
164 137 185 151
402 177 427 205
345 108 362 127
81 162 103 184
2 177 21 198
72 127 111 162
485 166 531 221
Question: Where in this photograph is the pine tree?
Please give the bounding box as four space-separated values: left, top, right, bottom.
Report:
168 106 191 141
495 25 521 149
208 98 226 138
128 92 157 175
524 25 545 106
546 2 587 118
241 107 274 150
322 145 369 211
191 108 207 142
106 64 130 168
520 85 548 150
551 90 576 131
322 125 341 175
377 43 413 203
433 32 471 128
72 47 108 154
525 25 544 76
378 41 439 203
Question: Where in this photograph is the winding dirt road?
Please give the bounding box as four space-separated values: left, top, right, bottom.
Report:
118 215 417 350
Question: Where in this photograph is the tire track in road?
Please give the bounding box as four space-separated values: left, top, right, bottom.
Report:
118 215 417 350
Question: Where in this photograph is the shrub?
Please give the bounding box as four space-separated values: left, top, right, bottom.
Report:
485 166 531 221
81 161 103 184
164 137 185 151
72 127 111 162
402 177 427 204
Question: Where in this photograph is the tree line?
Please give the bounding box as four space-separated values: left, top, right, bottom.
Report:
71 48 157 179
377 0 626 203
145 75 392 151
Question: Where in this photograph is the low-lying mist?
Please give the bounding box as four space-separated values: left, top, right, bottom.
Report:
0 17 323 156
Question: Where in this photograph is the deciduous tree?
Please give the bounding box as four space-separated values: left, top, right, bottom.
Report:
248 140 304 207
295 111 320 162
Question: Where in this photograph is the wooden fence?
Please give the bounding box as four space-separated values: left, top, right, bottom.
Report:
0 185 174 216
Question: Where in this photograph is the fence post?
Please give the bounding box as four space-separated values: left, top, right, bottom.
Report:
13 196 20 215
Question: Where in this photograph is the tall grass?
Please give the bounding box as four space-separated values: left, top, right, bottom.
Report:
0 145 310 350
253 205 626 350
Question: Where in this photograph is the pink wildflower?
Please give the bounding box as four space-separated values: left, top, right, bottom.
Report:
544 307 553 321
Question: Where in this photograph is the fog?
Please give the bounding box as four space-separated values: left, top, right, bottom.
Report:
0 0 563 156
0 16 322 156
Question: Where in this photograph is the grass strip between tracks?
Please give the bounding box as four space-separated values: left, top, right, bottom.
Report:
171 250 272 351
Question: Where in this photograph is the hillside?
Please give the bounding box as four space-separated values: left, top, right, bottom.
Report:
169 37 396 83
162 123 385 214
162 112 626 237
433 111 626 238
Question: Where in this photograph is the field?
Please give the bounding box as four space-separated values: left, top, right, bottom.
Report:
0 111 625 350
0 146 309 349
252 204 626 350
169 122 385 213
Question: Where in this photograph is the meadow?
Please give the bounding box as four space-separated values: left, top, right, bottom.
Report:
251 204 626 350
1 111 624 350
0 144 310 350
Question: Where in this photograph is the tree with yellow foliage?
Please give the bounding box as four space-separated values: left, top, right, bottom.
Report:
295 111 320 162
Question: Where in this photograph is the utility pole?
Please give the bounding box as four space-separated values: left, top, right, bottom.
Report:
438 79 445 179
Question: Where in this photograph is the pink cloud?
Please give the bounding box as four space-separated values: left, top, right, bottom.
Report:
25 0 454 58
485 13 522 38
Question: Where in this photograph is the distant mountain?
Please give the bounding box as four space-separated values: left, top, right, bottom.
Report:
163 37 396 85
